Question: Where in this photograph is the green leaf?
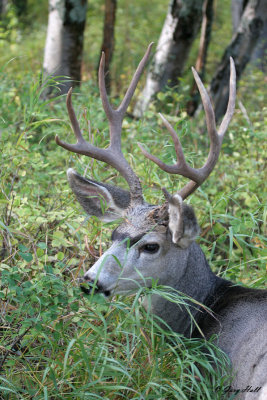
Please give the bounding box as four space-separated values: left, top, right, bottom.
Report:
18 251 33 262
18 243 29 252
36 248 44 257
37 242 47 249
57 252 64 261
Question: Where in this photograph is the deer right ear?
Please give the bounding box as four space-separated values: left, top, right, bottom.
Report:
67 169 130 222
168 194 200 248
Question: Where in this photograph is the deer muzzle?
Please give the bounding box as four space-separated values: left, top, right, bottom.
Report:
80 276 111 297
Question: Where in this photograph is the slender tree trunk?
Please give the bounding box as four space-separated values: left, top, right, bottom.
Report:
210 0 267 121
186 0 214 116
133 0 204 118
42 0 87 97
98 0 117 93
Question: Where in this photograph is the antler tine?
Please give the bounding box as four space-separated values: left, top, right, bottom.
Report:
65 88 85 143
138 113 194 176
99 42 154 149
218 57 236 138
191 67 218 147
55 88 108 162
138 58 236 200
55 88 86 151
118 42 154 115
56 43 154 206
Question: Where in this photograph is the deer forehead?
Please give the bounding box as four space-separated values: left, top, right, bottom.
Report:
113 203 168 239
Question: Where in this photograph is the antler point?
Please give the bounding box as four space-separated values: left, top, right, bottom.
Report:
162 187 171 201
66 87 73 105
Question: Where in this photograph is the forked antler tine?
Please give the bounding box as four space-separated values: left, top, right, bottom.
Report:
190 59 236 180
98 42 154 149
138 113 187 173
118 42 154 114
55 88 107 160
159 113 186 165
55 88 85 151
138 58 236 200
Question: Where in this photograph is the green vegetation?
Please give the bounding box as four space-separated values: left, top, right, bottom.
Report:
0 1 266 399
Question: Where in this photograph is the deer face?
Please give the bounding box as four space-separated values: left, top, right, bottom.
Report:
68 169 199 296
84 229 174 296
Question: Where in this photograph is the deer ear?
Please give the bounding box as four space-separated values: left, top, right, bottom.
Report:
168 194 200 248
67 169 130 222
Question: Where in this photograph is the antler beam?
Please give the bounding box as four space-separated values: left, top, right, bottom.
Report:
56 43 154 206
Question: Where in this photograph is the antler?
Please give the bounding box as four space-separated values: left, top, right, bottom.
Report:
56 43 154 206
138 57 236 199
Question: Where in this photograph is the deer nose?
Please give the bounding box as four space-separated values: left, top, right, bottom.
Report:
80 275 111 297
80 275 96 295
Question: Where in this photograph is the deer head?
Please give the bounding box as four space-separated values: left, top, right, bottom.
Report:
56 43 236 300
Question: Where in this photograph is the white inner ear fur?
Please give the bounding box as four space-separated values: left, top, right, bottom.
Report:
67 168 125 221
81 183 125 221
168 194 183 244
168 194 199 249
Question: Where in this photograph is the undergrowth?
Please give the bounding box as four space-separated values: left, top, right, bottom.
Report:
0 1 266 398
0 61 266 399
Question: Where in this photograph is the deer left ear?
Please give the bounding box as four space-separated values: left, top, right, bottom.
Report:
168 194 200 248
67 169 130 222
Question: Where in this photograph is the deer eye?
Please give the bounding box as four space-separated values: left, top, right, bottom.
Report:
141 243 159 254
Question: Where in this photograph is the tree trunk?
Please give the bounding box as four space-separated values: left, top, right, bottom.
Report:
210 0 267 121
98 0 117 93
231 0 247 33
12 0 27 17
133 0 204 118
42 0 87 97
231 0 267 72
251 20 267 71
186 0 214 116
0 0 8 17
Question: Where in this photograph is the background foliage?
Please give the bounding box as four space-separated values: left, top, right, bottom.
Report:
0 0 266 398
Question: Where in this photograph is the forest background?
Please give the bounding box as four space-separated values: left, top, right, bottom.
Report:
0 0 266 399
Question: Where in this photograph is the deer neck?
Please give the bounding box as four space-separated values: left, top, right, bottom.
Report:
142 242 221 337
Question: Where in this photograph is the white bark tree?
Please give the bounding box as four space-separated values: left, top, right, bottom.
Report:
43 0 87 97
231 0 267 72
231 0 247 33
133 0 204 118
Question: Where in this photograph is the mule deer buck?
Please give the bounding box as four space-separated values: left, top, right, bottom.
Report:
56 44 267 399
